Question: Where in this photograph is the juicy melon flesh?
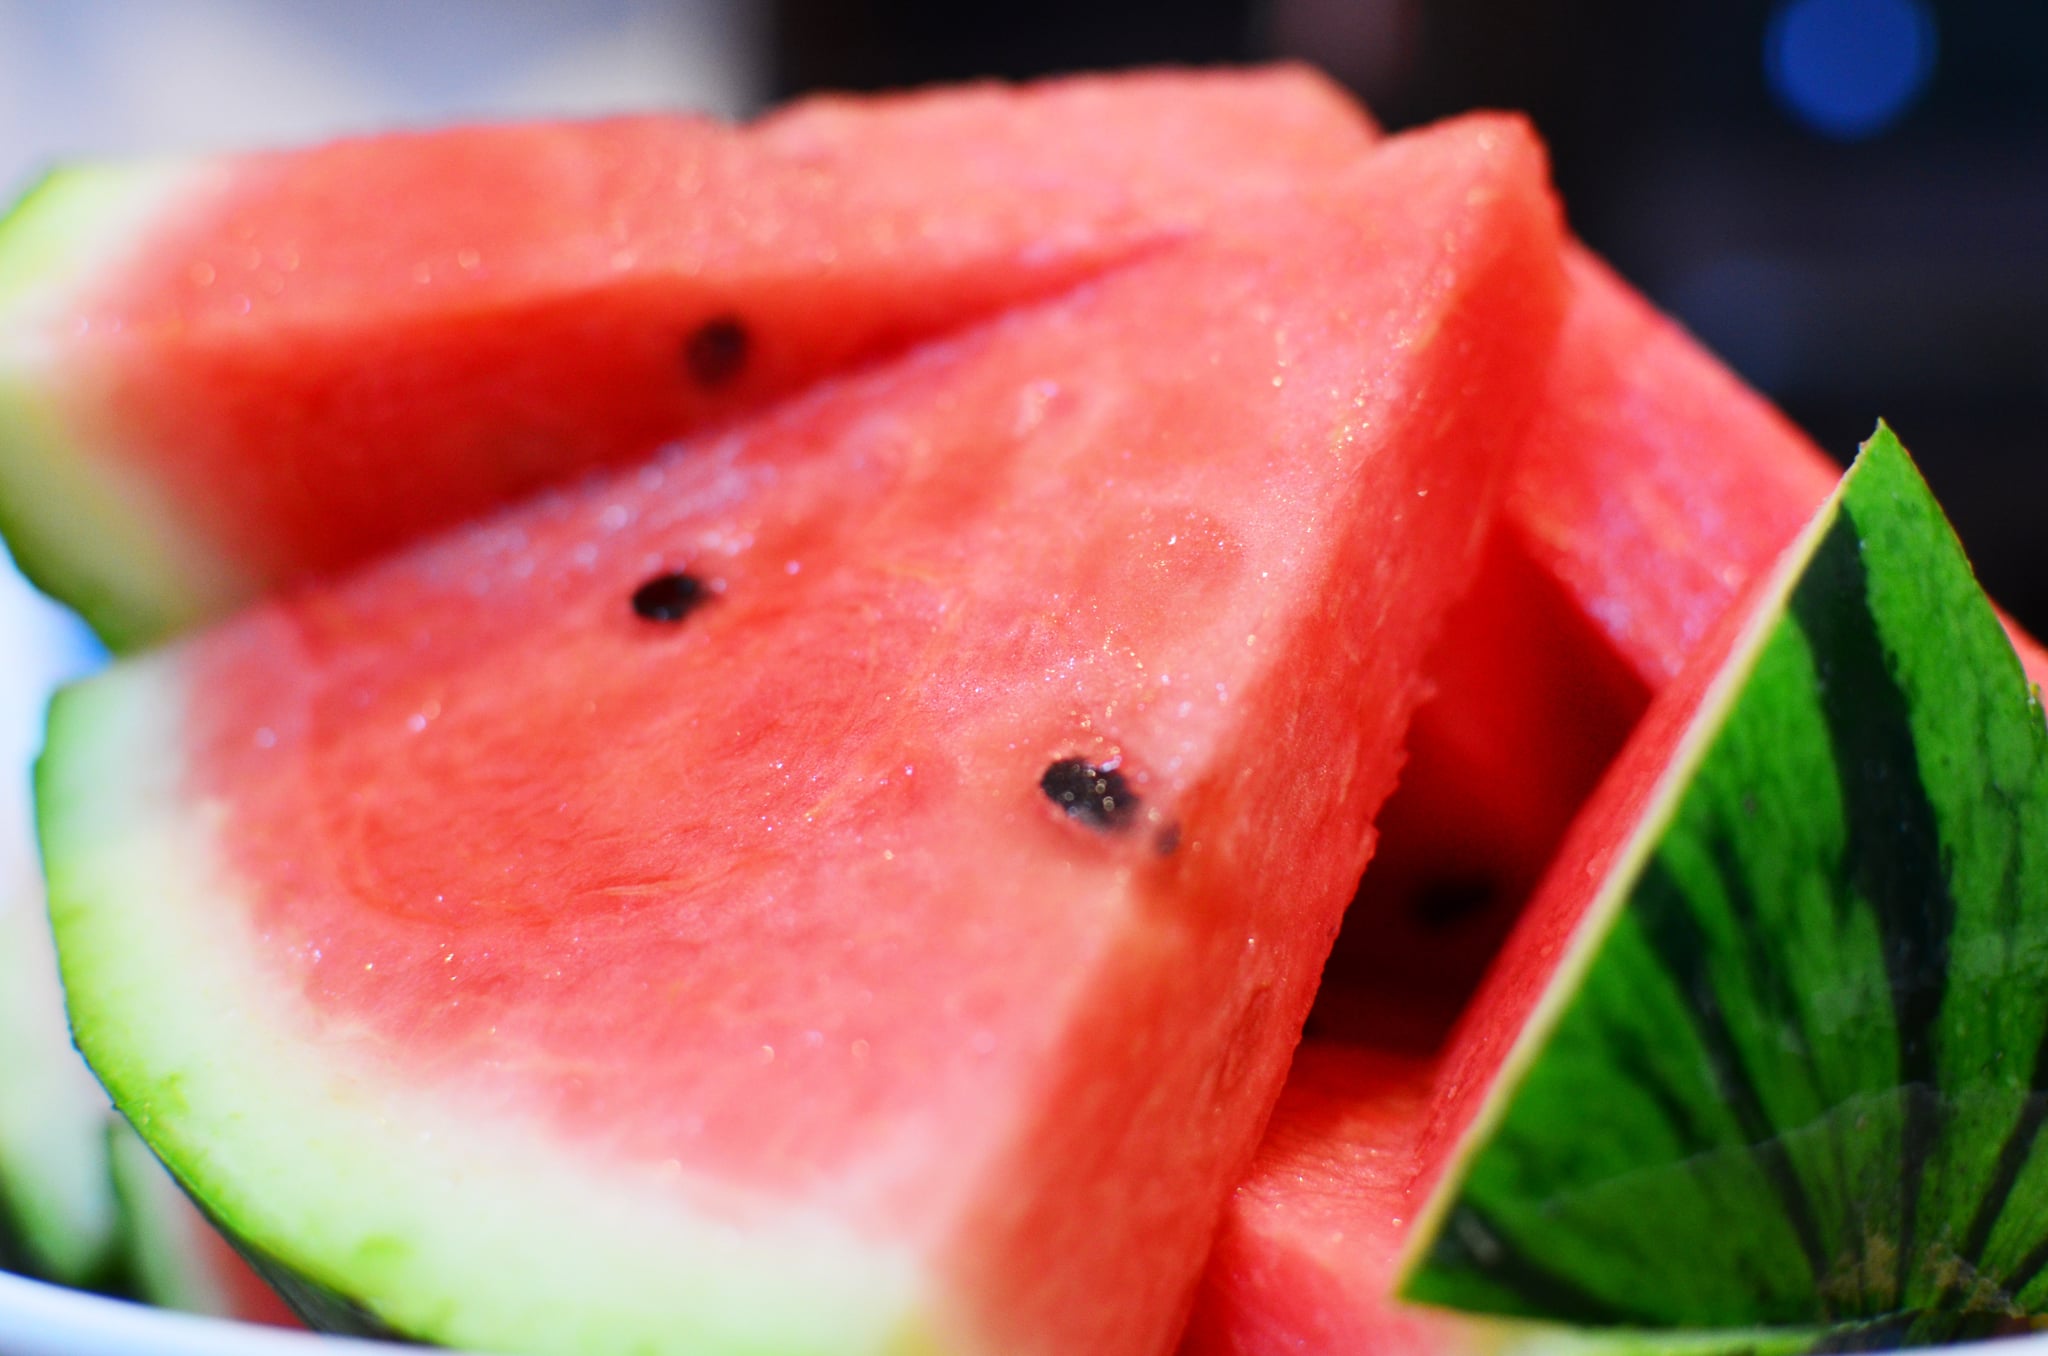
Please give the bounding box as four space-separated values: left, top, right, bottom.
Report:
1508 248 2048 692
0 65 1375 648
1182 1046 1450 1356
40 116 1566 1356
1308 529 1649 1051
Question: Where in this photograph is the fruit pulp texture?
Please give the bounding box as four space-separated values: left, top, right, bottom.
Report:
1307 528 1649 1051
1181 1046 1452 1356
39 67 1374 613
105 117 1564 1354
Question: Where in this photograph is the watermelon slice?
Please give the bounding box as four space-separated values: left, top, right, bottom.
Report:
1403 425 2048 1341
1190 252 2048 1352
1196 426 2048 1354
37 116 1566 1354
0 554 293 1322
0 65 1374 650
103 1122 302 1327
1504 249 2033 697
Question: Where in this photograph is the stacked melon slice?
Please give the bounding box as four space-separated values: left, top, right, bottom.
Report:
1192 257 2048 1353
0 68 1376 648
2 64 2046 1356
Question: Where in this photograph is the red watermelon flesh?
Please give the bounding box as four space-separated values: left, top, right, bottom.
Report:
1406 501 1793 1234
0 65 1375 648
1307 529 1649 1051
1190 249 2048 1352
40 116 1565 1355
1180 1046 1453 1356
1510 247 2048 693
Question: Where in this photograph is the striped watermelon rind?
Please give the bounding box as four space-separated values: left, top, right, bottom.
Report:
1402 424 2048 1342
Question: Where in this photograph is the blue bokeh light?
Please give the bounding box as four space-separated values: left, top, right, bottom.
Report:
1766 0 1937 140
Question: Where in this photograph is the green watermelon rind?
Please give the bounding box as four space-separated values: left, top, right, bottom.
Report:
1400 425 2048 1338
37 659 943 1356
0 163 252 651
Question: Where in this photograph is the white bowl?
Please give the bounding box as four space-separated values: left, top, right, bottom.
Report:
0 1268 389 1356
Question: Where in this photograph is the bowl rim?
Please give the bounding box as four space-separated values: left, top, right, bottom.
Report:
0 1268 394 1355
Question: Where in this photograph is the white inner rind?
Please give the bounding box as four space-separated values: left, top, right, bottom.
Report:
1396 467 1854 1282
41 656 937 1356
0 163 255 649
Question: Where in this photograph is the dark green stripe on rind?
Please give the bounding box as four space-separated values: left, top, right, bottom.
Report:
1404 426 2048 1342
1788 497 1956 1306
0 1199 27 1278
1631 853 1831 1293
1953 1017 2048 1283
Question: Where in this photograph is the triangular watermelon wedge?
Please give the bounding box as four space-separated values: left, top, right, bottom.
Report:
1188 251 2048 1355
0 66 1373 649
1403 425 2048 1342
38 116 1565 1354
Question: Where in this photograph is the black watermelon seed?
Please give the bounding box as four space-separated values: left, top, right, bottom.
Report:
1040 758 1140 831
1410 875 1500 931
684 316 750 388
631 572 706 622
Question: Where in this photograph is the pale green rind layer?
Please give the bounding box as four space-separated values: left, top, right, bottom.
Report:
39 657 942 1356
0 867 120 1290
1475 1321 1835 1356
1403 426 2048 1342
0 164 252 650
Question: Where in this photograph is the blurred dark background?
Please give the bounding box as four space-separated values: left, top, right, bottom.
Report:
775 0 2048 635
